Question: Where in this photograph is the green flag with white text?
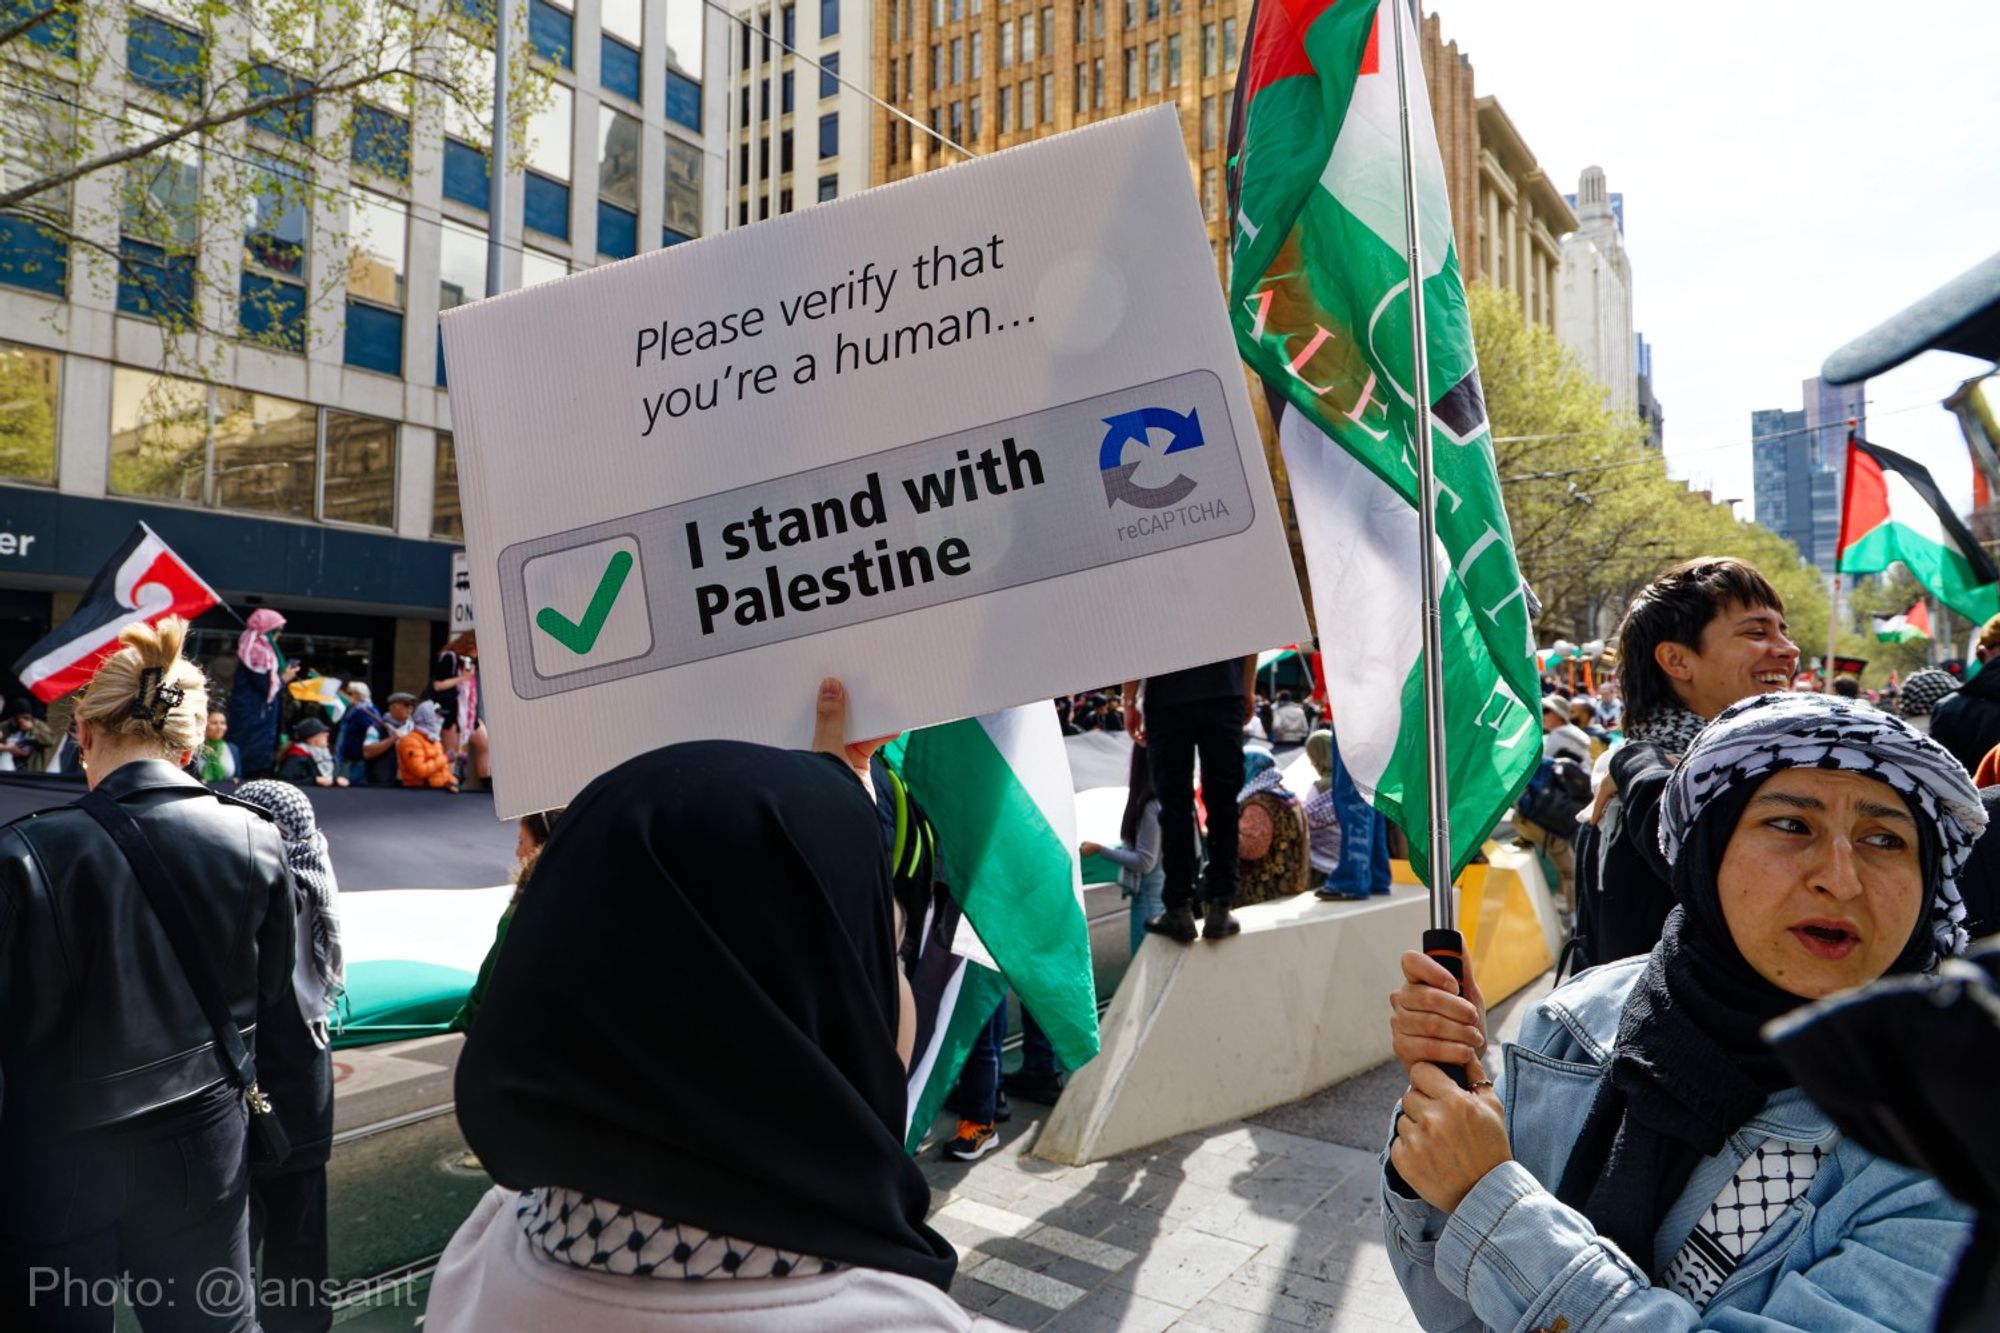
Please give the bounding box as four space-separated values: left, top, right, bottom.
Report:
1227 0 1541 882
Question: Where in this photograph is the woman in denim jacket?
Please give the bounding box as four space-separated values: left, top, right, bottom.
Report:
1382 693 1982 1331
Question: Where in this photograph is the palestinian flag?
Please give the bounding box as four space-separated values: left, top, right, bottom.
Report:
1227 0 1540 882
885 703 1097 1150
11 522 221 701
1838 437 2000 624
1872 601 1933 644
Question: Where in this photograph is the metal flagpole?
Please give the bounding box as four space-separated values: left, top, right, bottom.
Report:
1392 0 1456 932
1825 574 1840 692
485 0 510 297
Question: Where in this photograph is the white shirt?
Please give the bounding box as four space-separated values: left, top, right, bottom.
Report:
426 1187 1018 1333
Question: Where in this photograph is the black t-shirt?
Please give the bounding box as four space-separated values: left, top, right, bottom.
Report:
1145 659 1245 707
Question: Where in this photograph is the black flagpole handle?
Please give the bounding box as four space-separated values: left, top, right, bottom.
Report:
1421 927 1472 1089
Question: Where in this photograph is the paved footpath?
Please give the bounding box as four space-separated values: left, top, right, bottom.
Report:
920 970 1556 1332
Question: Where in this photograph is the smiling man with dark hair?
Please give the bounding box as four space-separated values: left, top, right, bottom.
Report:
1578 557 1801 966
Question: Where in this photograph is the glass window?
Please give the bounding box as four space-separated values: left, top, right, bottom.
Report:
242 153 308 283
968 93 980 140
1222 15 1236 69
1040 9 1052 56
211 391 316 518
529 0 574 67
597 106 640 209
1040 72 1052 122
931 0 942 25
1092 55 1103 107
820 0 838 36
433 432 462 539
528 82 573 178
998 84 1011 132
970 0 980 15
1167 32 1180 85
601 0 642 42
0 342 59 484
1145 39 1158 92
950 38 962 83
1122 47 1135 98
0 72 73 297
1092 0 1102 38
818 173 837 202
1144 0 1156 18
1201 22 1216 76
782 4 795 45
109 369 207 504
930 43 941 88
784 68 796 111
667 0 704 77
1073 61 1083 113
948 100 961 144
1201 94 1216 150
321 411 397 529
999 20 1012 68
781 127 794 173
122 109 199 249
949 0 960 19
666 69 702 130
1018 78 1031 128
820 50 839 98
974 30 986 76
1020 12 1035 60
347 191 406 308
819 112 837 158
444 34 496 145
521 248 567 287
1201 166 1217 221
665 135 703 238
439 217 486 309
1122 0 1133 28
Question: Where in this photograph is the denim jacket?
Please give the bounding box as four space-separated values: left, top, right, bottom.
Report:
1382 958 1972 1331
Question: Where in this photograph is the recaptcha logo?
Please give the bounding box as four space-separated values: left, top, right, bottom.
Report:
1098 408 1206 509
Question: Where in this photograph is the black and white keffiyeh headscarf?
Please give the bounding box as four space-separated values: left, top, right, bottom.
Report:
235 780 345 1028
1660 691 1986 960
1897 667 1959 720
1626 703 1709 755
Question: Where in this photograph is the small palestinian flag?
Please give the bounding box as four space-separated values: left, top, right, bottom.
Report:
1872 601 1933 644
1838 437 2000 624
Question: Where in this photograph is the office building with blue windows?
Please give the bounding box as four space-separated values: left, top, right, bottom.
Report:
0 0 726 699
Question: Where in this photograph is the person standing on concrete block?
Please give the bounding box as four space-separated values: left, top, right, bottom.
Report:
1124 655 1256 944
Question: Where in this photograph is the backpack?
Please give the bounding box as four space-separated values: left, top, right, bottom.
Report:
1516 756 1591 838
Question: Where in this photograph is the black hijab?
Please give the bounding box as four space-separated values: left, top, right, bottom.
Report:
1554 778 1945 1275
454 740 956 1290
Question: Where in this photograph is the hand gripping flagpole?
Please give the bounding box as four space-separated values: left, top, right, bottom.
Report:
1388 0 1470 1084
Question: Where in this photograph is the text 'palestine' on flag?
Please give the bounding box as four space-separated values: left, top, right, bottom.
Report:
1226 0 1540 883
1838 437 2000 625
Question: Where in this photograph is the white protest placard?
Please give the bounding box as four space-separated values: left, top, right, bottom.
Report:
449 550 476 633
441 107 1309 818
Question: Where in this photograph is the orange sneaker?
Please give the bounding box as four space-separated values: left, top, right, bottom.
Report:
941 1119 1000 1161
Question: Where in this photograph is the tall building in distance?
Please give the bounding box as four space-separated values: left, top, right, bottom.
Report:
1556 165 1635 414
1419 17 1575 334
870 0 1250 278
1751 376 1866 574
1635 332 1664 448
720 0 873 226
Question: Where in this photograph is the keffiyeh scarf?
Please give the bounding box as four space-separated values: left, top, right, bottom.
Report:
234 780 345 1027
1627 703 1708 755
1897 667 1959 721
1659 691 1985 959
518 1188 840 1280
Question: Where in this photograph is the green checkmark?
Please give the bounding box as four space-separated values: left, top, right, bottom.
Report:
535 550 635 654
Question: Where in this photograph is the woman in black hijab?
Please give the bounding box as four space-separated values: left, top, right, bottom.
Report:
426 720 1002 1330
1379 693 1982 1331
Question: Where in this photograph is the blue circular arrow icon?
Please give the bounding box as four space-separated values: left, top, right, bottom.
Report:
1099 408 1206 509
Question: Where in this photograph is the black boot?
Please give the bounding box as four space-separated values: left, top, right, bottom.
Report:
1144 903 1198 944
1202 902 1241 940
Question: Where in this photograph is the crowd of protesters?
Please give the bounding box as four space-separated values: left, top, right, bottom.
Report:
12 548 2000 1332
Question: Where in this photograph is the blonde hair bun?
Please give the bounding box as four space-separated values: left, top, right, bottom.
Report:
75 615 210 755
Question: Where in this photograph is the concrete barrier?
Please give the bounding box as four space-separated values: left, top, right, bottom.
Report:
1034 846 1564 1165
1035 886 1428 1165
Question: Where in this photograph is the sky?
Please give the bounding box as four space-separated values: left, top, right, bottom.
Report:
1429 1 2000 516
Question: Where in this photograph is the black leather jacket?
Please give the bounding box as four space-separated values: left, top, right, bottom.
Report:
0 760 296 1135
